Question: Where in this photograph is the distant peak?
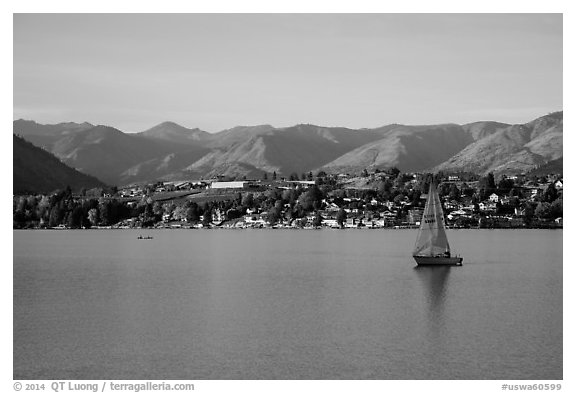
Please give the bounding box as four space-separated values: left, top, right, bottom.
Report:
158 121 180 127
230 124 273 130
14 119 37 124
147 121 203 132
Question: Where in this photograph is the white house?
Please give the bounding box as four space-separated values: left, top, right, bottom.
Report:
212 209 224 224
489 193 500 203
322 219 339 228
325 202 340 212
555 180 563 190
244 214 266 226
211 181 248 189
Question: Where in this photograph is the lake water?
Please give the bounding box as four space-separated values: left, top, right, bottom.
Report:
13 229 562 380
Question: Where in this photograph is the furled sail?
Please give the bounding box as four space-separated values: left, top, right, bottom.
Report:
413 182 450 256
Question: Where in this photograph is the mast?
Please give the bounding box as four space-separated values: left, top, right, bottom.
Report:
413 182 450 257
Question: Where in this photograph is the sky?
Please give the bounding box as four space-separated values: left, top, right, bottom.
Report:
13 13 563 133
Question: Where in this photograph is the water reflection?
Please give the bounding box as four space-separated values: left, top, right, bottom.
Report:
412 266 454 370
414 266 451 302
414 266 452 327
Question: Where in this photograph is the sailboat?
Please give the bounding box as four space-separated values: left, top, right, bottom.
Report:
413 182 463 266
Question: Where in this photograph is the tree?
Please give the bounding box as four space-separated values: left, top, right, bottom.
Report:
153 201 163 217
186 203 200 223
282 188 299 205
312 212 323 227
479 172 496 200
272 171 277 180
461 184 475 198
265 188 281 201
163 202 176 216
172 205 187 221
497 177 515 193
13 209 27 228
37 196 51 225
523 202 535 226
267 205 282 225
393 193 405 205
336 209 347 228
387 167 400 178
88 208 99 226
67 206 84 229
410 189 422 205
543 183 559 203
377 179 393 200
550 198 563 218
137 200 157 227
394 173 406 188
226 208 242 220
202 210 212 227
48 205 64 227
535 202 552 219
297 185 323 211
263 172 268 180
241 193 254 208
448 183 461 201
99 200 111 225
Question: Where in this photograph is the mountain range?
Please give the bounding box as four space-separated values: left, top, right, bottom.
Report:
13 111 563 187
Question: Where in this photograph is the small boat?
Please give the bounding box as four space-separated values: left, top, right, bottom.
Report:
412 181 462 266
137 235 154 240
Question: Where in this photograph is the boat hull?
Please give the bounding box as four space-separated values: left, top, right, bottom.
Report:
413 256 463 266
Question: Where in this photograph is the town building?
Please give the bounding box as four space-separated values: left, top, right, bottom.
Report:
211 181 249 189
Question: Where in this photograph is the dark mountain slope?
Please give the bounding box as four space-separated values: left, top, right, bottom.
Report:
13 135 106 194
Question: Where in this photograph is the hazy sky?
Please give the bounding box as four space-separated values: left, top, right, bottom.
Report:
13 13 562 133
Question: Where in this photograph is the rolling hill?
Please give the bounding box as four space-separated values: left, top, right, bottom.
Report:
186 124 384 177
321 124 474 173
433 112 563 175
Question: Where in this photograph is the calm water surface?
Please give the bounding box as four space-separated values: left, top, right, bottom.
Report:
13 229 562 379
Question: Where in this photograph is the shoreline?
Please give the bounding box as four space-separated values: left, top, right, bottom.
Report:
14 225 563 231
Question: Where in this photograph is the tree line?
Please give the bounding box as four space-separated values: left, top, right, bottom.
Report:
13 170 562 229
